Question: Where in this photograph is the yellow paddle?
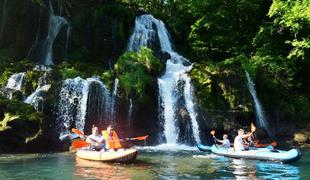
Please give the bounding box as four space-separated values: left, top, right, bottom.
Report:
251 123 256 132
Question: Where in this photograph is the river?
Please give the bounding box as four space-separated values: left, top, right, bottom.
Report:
0 147 309 179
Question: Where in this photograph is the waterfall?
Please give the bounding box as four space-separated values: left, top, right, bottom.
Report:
64 26 71 60
181 72 201 143
128 14 201 144
24 85 51 112
245 71 270 133
87 77 116 126
110 78 119 125
4 72 25 99
128 98 133 128
56 77 119 137
55 77 90 137
24 70 51 112
28 0 70 66
6 72 25 91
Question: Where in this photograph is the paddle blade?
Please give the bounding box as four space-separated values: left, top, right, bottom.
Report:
134 135 149 140
251 123 256 132
210 130 215 136
72 140 90 149
72 128 85 136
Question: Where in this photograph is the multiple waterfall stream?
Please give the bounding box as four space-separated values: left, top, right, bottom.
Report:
1 11 274 145
128 14 201 144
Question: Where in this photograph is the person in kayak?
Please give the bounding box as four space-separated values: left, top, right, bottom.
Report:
102 125 122 151
86 126 106 151
234 129 253 151
213 134 231 148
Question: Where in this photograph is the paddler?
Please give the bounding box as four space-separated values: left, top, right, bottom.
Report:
234 129 253 151
86 125 106 151
102 125 122 151
213 134 231 148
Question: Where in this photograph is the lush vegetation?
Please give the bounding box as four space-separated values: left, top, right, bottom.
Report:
123 0 310 127
0 97 47 152
115 47 163 102
0 0 309 149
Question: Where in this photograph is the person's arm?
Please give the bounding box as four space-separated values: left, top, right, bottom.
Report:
240 132 252 139
213 136 223 143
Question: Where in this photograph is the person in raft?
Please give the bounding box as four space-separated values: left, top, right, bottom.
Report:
102 125 123 151
234 129 253 151
86 125 106 151
213 134 231 148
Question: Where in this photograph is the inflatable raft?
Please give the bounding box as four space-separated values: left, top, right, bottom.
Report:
197 144 302 163
76 149 138 163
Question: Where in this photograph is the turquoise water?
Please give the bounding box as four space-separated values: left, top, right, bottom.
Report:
0 147 309 180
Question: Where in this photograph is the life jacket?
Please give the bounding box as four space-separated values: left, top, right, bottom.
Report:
102 130 122 149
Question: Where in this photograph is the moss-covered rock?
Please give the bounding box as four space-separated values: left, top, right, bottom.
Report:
0 98 55 153
115 48 163 102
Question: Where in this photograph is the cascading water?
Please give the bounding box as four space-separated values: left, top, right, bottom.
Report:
28 0 70 66
24 85 51 112
245 71 271 134
109 78 119 125
86 77 116 126
56 76 118 138
128 14 201 145
128 98 133 128
4 72 26 99
6 72 25 91
55 77 90 138
181 72 201 143
24 69 51 111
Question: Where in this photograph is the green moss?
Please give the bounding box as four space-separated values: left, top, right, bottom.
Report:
22 71 41 96
115 48 163 102
190 61 252 112
60 66 81 79
101 70 115 89
0 98 45 150
0 69 13 88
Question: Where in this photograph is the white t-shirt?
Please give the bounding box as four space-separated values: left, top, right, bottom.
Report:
234 135 244 151
222 139 231 148
86 134 104 145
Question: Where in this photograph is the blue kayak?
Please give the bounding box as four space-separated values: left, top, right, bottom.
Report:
197 143 274 152
197 144 302 164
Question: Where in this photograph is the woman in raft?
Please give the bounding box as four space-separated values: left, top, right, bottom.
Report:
86 125 123 151
101 125 123 151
